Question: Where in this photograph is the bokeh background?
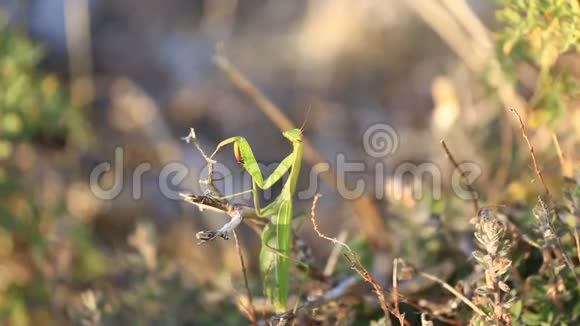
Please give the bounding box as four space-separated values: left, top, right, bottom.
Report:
1 0 579 324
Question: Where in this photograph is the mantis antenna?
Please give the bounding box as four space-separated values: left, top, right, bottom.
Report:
299 105 312 132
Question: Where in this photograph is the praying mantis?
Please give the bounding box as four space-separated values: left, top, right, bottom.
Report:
209 128 303 311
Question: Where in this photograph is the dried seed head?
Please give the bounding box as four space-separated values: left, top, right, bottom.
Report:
397 258 417 280
498 281 510 292
474 208 505 256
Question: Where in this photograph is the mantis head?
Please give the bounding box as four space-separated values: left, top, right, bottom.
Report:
283 128 303 143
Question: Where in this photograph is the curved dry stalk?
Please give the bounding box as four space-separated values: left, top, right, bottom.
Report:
323 230 349 277
418 271 487 318
309 194 392 318
392 258 406 325
233 230 257 325
64 0 95 108
440 139 480 214
510 109 549 195
510 109 579 283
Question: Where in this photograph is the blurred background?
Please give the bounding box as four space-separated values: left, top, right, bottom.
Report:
1 0 579 324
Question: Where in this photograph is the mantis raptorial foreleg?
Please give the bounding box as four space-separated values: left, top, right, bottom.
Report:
210 137 295 214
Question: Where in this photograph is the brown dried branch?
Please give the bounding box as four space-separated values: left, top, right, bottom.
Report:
440 139 480 214
267 275 359 324
182 128 221 194
180 193 268 226
392 258 406 326
418 270 487 318
574 229 580 265
180 193 327 283
266 260 458 325
233 230 257 325
509 109 549 196
323 230 349 277
64 0 95 108
490 119 514 204
510 109 579 282
309 194 391 318
405 0 527 114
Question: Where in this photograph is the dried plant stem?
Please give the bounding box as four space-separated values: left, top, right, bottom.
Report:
440 139 480 214
266 261 458 325
309 194 391 318
323 230 349 277
406 0 483 68
214 52 392 255
439 0 492 49
182 128 221 194
552 133 573 177
64 0 95 108
405 0 526 113
418 271 487 318
490 119 513 203
510 109 550 195
392 258 406 326
233 230 257 325
574 229 580 265
552 133 565 171
511 109 579 282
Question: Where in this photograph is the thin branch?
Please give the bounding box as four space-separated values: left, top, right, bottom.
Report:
406 0 484 71
490 118 514 204
180 193 268 225
392 258 406 326
440 139 480 214
574 229 580 265
439 0 492 50
180 193 327 283
309 194 391 318
421 313 434 326
64 0 95 108
511 110 579 282
267 261 458 325
510 109 550 196
233 230 257 325
268 275 359 324
323 230 349 277
182 128 220 194
406 0 528 126
552 133 565 170
552 133 571 177
418 271 487 318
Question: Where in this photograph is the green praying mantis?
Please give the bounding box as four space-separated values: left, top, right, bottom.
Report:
209 127 304 311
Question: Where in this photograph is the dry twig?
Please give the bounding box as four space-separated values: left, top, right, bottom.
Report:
233 230 257 325
418 271 487 318
392 258 406 325
440 139 480 214
64 0 95 108
323 230 349 277
510 109 549 195
511 109 579 282
574 229 580 265
309 194 391 318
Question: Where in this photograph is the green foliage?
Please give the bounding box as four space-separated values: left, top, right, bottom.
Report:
0 18 70 142
496 0 580 124
0 16 101 325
